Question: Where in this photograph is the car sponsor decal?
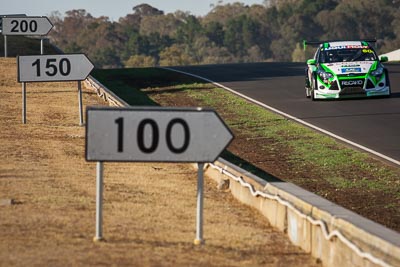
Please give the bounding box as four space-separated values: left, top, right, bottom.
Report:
323 45 369 50
340 79 364 87
341 67 362 73
342 64 360 67
362 49 374 54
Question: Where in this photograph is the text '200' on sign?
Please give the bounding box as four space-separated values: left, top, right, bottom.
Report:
85 108 234 163
9 20 38 33
2 17 53 35
17 54 94 82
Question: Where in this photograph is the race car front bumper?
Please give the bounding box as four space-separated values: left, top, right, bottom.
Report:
313 76 390 99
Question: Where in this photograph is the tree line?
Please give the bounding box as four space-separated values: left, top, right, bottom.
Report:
48 0 400 68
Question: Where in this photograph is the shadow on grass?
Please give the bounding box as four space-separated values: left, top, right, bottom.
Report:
220 150 283 183
92 68 207 106
143 85 214 96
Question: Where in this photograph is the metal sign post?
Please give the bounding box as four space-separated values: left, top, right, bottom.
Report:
195 163 205 245
4 35 7 57
94 161 104 242
40 38 44 55
17 54 94 125
85 106 234 244
22 82 26 124
78 81 84 126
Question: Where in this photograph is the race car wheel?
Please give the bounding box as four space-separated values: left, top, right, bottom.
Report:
385 69 391 98
305 87 311 98
305 75 311 98
311 74 317 101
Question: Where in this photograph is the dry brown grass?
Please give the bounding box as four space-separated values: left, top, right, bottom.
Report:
0 58 319 266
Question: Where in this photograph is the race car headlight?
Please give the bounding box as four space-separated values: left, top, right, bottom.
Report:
371 66 384 81
371 66 384 76
317 70 334 83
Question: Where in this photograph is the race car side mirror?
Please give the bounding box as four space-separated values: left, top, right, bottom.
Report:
380 56 388 62
307 59 316 65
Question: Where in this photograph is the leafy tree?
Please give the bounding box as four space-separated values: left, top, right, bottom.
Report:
292 43 306 62
315 0 394 41
132 4 164 16
224 15 261 58
144 33 173 59
120 32 145 61
140 14 181 37
204 21 225 47
245 45 264 62
125 55 157 67
242 17 260 51
224 16 246 56
77 16 123 67
159 44 194 66
48 1 400 68
203 2 250 26
191 36 235 64
91 46 122 68
117 4 164 40
49 9 94 49
175 15 203 46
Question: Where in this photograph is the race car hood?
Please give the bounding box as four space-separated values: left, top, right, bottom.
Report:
322 61 375 75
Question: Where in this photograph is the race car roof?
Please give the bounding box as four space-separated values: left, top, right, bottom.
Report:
303 39 376 50
327 41 363 47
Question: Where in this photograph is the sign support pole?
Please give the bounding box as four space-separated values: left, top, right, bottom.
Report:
194 163 205 245
22 82 26 124
94 161 104 242
40 38 44 55
4 35 7 58
78 81 84 126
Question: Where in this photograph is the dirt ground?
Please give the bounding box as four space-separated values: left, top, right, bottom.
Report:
0 58 320 266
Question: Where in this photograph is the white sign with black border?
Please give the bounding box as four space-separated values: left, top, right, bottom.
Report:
2 16 52 35
86 106 233 163
18 54 94 82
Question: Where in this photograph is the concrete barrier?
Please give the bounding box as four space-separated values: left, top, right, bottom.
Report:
85 76 128 107
207 159 400 267
84 75 400 267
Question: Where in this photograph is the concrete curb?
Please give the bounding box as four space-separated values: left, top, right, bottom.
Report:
84 76 128 107
207 159 400 267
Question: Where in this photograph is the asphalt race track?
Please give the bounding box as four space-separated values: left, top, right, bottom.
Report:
171 62 400 165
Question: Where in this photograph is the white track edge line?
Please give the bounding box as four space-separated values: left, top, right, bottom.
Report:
162 67 400 167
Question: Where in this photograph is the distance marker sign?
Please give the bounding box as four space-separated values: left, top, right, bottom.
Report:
2 16 53 35
18 54 94 82
86 107 234 163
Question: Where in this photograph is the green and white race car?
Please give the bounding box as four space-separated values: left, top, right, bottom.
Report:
304 40 391 100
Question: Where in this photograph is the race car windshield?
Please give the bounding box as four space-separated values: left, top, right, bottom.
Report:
319 48 377 63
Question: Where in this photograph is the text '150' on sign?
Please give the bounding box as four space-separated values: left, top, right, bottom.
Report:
85 107 234 163
17 54 94 82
